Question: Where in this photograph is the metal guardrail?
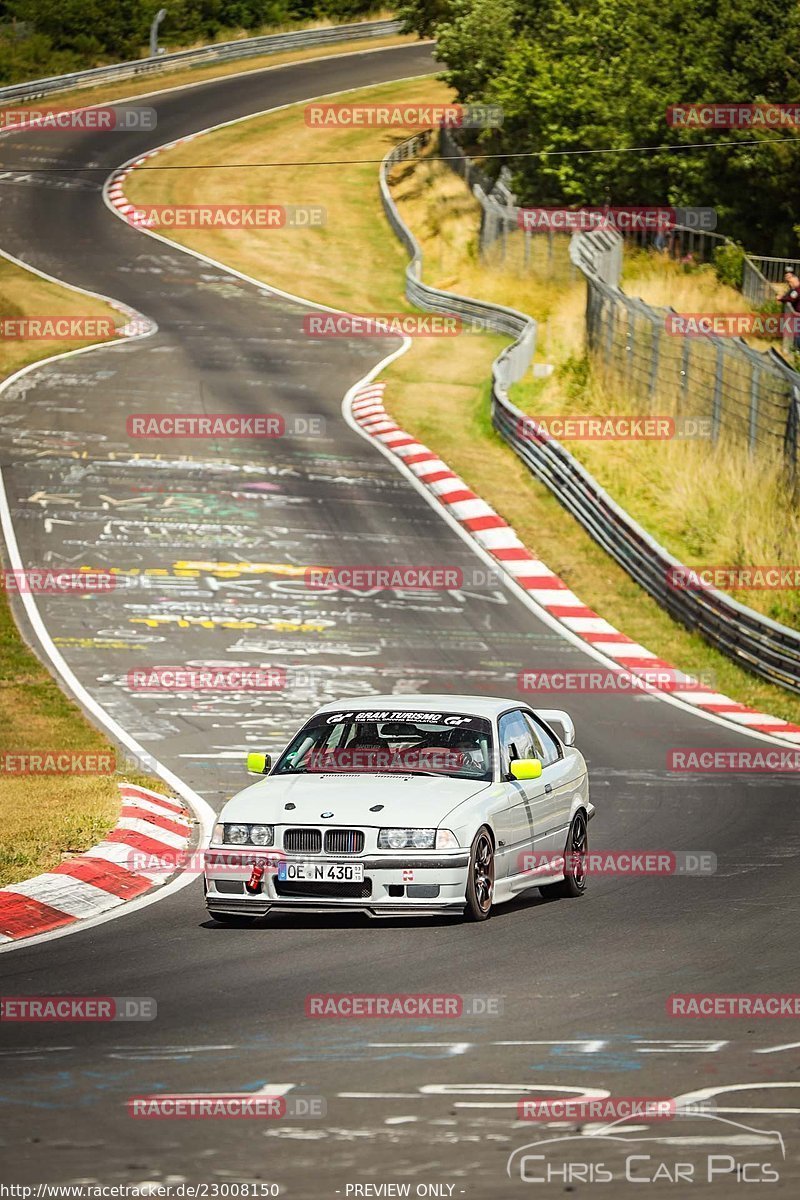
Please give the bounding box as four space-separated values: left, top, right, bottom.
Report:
572 223 800 468
0 19 403 105
382 131 800 694
380 135 537 394
493 393 800 693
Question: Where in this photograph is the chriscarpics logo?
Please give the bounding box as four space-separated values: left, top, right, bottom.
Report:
506 1109 786 1186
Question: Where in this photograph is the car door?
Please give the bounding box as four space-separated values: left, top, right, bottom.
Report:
492 709 548 882
521 711 578 852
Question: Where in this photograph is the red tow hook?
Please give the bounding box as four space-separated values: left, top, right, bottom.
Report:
246 859 265 894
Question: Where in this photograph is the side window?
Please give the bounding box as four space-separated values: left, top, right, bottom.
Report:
498 710 538 777
523 713 561 766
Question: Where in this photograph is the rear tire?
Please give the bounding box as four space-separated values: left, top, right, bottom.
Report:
464 827 495 921
539 810 588 900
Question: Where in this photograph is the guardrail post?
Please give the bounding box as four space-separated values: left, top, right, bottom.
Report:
625 305 636 391
680 337 691 403
711 342 724 441
649 317 662 399
748 364 761 453
785 386 800 487
605 291 615 362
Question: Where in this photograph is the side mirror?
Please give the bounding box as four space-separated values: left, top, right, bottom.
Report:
510 758 543 781
246 752 272 775
535 709 576 746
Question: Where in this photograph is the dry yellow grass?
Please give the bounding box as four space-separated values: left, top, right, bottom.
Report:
122 78 800 723
126 76 455 311
0 256 122 380
622 248 786 354
0 582 169 885
393 159 800 627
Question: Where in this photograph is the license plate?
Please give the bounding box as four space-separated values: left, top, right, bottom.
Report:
278 860 364 883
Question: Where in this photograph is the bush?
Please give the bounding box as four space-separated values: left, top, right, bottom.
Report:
712 241 745 290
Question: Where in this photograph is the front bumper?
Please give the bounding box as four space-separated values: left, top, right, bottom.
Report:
204 849 471 918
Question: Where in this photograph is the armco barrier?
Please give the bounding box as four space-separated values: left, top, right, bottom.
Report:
381 133 800 694
381 135 537 394
0 19 402 105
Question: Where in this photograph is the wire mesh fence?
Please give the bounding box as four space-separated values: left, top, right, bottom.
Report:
438 126 800 477
575 229 800 473
382 132 800 690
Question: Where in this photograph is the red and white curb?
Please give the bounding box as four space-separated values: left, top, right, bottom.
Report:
0 783 193 943
106 138 197 225
350 381 800 744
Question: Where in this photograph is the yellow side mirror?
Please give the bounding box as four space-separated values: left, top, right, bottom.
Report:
510 758 543 781
246 752 271 775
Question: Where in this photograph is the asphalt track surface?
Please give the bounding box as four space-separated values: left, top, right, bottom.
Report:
0 42 798 1197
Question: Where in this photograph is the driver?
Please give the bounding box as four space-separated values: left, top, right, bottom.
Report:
451 732 486 772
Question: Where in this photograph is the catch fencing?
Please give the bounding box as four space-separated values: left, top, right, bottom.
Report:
382 131 800 694
438 126 800 473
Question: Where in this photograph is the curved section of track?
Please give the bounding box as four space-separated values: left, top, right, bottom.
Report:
0 42 798 1195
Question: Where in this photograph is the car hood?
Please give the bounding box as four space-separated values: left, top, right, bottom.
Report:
220 773 491 828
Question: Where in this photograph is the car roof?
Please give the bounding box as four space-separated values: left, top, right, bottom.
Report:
312 694 526 720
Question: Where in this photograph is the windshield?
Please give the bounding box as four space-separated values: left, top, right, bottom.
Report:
273 708 493 782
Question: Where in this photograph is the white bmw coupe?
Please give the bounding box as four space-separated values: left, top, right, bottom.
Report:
204 694 593 923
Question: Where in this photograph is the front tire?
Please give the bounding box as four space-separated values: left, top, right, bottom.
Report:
464 827 495 921
539 810 588 900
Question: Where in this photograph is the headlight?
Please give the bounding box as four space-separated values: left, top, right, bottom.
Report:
378 828 436 850
411 828 435 849
218 823 274 846
226 824 250 845
250 824 273 847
